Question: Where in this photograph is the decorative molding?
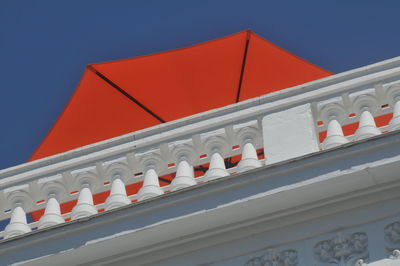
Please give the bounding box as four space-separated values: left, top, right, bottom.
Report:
355 259 367 266
314 232 368 266
389 249 400 260
244 249 298 266
384 221 400 251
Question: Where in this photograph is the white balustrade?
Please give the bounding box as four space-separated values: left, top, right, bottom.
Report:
37 176 67 229
354 110 381 140
38 196 64 229
4 206 31 239
202 131 230 181
170 160 196 191
236 142 262 173
235 120 263 171
316 83 400 150
103 160 132 210
203 152 229 181
2 58 400 240
137 168 163 201
71 186 97 220
322 119 349 149
0 122 265 239
105 177 130 210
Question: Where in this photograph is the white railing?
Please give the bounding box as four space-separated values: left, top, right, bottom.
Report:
1 57 400 241
316 83 400 149
0 121 264 239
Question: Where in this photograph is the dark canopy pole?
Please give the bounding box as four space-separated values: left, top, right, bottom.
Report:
235 30 252 103
88 65 166 123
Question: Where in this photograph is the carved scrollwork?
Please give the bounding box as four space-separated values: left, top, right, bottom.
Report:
244 249 298 266
384 221 400 252
170 142 198 164
355 259 367 266
389 249 400 260
350 90 379 116
314 232 368 266
70 166 101 191
233 120 262 148
318 100 348 125
385 83 400 106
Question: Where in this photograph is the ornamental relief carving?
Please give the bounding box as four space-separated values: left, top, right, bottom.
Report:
313 232 368 266
384 221 400 252
244 249 298 266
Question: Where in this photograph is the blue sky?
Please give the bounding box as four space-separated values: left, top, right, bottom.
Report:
0 0 399 170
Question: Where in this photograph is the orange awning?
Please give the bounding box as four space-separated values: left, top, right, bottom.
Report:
30 30 331 161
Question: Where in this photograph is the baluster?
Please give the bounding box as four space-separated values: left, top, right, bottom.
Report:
38 195 64 229
170 143 198 191
350 90 381 140
204 152 228 181
37 179 66 229
105 176 130 211
71 185 97 220
3 188 33 239
137 168 164 201
322 119 349 149
170 160 196 191
202 132 230 182
234 121 262 172
4 206 31 239
389 100 400 131
354 110 381 140
237 142 262 173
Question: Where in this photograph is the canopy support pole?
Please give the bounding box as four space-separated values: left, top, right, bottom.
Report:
236 30 251 103
87 65 166 123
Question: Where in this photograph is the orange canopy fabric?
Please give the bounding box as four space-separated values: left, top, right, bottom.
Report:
30 30 331 161
29 69 160 160
240 34 330 101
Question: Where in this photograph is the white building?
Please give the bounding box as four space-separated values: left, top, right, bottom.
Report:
1 57 400 266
